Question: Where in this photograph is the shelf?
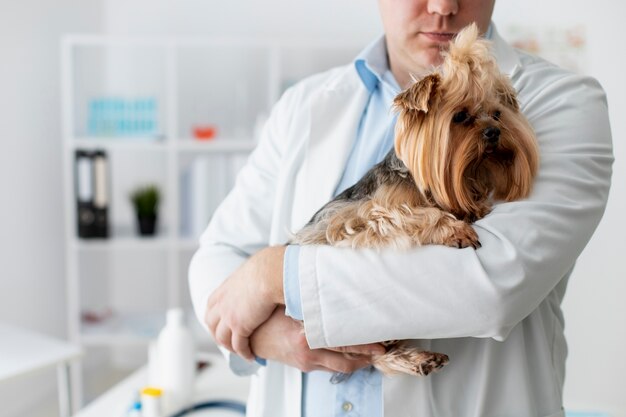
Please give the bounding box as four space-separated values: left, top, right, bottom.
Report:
72 236 200 252
72 236 171 251
79 311 213 348
80 312 164 347
175 138 257 153
71 137 168 151
69 137 256 153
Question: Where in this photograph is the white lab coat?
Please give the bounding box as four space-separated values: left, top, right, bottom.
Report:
189 26 613 417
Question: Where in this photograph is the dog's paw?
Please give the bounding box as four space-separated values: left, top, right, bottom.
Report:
448 223 480 249
413 352 450 376
373 348 450 377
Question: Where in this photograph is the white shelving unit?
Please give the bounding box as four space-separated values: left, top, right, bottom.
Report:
61 34 360 408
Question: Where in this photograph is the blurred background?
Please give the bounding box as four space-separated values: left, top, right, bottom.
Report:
0 0 624 416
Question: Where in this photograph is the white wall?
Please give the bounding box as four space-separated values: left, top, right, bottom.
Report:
0 1 103 416
102 0 382 41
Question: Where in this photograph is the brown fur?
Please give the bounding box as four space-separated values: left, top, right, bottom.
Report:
292 23 539 377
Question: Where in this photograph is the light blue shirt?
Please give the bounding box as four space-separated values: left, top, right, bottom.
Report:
284 35 400 417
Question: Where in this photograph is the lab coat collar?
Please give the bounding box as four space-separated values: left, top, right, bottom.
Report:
300 67 369 223
490 23 522 78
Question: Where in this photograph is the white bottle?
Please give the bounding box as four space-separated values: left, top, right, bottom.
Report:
147 340 160 387
157 308 196 413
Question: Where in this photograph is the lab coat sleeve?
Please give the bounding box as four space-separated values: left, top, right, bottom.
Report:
188 86 296 374
299 72 614 349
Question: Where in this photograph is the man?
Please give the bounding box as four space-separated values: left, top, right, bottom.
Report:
189 0 613 416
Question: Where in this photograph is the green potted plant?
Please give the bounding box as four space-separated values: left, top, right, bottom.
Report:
130 184 160 236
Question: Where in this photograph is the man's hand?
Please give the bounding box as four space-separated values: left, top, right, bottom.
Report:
251 307 386 373
205 246 286 361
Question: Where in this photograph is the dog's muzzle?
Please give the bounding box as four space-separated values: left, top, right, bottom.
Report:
482 126 501 146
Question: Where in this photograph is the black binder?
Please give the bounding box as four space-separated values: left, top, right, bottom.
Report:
92 150 109 238
75 150 109 238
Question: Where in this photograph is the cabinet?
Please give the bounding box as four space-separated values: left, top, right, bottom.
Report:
61 35 361 406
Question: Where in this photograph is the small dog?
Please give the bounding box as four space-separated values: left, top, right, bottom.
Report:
292 24 539 377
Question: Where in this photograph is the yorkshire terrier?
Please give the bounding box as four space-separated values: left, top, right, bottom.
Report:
291 23 539 378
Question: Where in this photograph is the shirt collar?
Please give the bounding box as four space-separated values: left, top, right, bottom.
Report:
490 23 522 77
354 35 392 93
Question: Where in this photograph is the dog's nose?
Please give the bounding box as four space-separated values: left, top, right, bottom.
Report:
482 126 500 145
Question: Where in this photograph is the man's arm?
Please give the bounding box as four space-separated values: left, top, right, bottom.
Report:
250 307 383 373
203 246 285 360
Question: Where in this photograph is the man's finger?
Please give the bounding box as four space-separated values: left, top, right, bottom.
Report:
205 312 219 336
314 350 372 374
214 322 233 352
232 334 254 361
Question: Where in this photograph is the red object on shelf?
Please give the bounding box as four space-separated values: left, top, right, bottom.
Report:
81 308 113 324
193 125 217 140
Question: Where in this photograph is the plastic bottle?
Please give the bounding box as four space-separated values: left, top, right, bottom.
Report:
157 308 196 413
140 386 163 417
147 340 160 387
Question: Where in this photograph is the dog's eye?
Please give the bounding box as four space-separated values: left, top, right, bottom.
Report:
492 110 501 120
453 110 470 124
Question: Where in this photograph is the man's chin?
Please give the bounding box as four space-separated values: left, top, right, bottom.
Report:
409 47 445 69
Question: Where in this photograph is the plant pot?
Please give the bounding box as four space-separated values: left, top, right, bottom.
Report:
137 214 158 236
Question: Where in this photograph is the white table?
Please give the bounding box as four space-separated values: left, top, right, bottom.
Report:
0 323 82 417
75 352 250 417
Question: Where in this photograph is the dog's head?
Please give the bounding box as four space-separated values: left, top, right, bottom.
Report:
393 23 539 221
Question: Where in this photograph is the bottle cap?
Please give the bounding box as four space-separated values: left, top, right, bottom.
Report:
141 387 163 397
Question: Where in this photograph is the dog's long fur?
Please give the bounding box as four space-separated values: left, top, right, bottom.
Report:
292 24 539 377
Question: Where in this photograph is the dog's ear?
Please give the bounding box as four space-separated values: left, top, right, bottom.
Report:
393 74 440 113
495 76 519 110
